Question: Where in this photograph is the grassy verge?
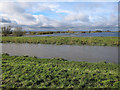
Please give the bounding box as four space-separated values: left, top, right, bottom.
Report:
2 36 120 46
2 54 120 88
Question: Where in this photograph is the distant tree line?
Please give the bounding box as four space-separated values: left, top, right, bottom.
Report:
0 27 76 36
0 26 114 37
28 30 75 35
81 30 111 33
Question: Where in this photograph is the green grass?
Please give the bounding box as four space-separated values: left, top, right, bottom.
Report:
1 36 120 46
2 54 120 88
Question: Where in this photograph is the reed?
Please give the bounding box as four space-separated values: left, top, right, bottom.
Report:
2 36 120 46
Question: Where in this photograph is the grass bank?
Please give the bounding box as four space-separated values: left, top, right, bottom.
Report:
2 36 120 46
2 54 119 88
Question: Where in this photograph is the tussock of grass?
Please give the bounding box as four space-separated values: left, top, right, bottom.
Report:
1 36 120 46
2 54 120 88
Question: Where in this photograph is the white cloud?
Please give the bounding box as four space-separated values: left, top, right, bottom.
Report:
0 2 118 31
90 14 118 29
33 15 61 27
107 14 118 26
64 13 89 22
0 2 36 25
0 3 25 14
56 9 72 14
25 3 60 13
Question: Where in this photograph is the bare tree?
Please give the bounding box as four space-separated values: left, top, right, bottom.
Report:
13 27 24 36
1 26 12 36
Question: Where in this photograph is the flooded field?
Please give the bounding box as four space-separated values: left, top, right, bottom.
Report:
2 43 118 64
24 32 119 37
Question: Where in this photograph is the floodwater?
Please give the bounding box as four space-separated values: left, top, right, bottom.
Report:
24 32 119 37
2 43 119 64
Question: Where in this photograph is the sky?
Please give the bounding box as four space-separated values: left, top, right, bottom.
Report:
0 1 118 31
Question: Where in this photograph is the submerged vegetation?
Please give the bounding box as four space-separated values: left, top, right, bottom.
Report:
2 36 120 46
2 54 120 88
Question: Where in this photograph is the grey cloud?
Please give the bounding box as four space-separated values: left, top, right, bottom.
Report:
0 17 11 23
23 14 36 21
64 13 89 22
0 2 36 25
0 3 25 14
